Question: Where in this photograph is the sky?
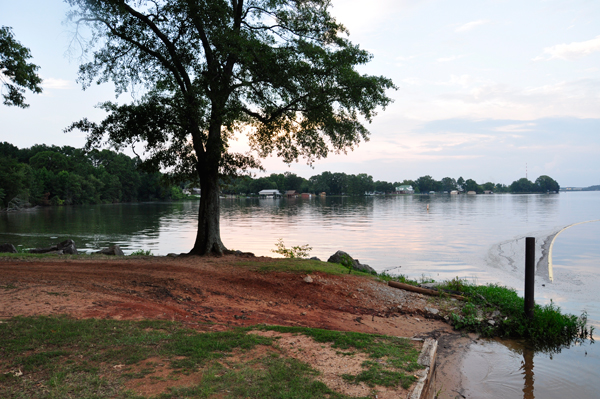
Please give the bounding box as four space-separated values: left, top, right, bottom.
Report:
1 0 599 187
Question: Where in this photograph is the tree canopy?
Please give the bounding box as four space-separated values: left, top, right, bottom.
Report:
535 175 560 192
65 0 395 255
0 26 43 107
0 142 187 209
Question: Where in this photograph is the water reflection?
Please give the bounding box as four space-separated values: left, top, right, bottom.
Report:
0 202 191 253
545 222 600 328
1 193 598 284
521 346 534 399
462 338 596 399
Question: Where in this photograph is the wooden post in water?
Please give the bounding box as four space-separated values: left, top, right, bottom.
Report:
525 237 535 319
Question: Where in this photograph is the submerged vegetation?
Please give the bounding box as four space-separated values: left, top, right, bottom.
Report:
375 271 592 350
437 278 594 351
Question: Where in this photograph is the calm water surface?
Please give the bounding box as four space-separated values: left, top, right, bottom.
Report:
1 192 598 398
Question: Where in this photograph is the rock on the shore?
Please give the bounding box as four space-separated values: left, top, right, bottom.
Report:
230 249 256 257
0 243 17 253
95 245 125 256
327 250 376 274
57 240 77 255
29 239 78 255
425 307 440 316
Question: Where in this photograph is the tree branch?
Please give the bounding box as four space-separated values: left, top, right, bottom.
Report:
120 3 193 93
185 0 215 80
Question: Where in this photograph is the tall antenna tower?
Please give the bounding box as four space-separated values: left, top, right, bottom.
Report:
526 163 528 180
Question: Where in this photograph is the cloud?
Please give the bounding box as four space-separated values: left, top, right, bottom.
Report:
401 77 423 86
536 35 600 60
455 19 490 32
395 54 422 66
330 0 425 32
446 74 476 87
41 78 74 90
493 123 536 132
437 55 464 62
432 78 600 119
396 54 421 61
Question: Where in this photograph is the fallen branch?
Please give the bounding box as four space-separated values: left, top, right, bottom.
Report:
388 281 466 300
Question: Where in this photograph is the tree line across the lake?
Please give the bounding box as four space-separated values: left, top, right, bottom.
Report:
1 142 561 210
222 172 560 196
0 142 187 209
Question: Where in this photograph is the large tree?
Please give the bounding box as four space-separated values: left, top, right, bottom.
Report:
415 175 438 193
65 0 394 255
535 175 559 192
0 26 43 107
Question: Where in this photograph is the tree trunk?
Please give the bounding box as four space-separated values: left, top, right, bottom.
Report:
188 166 226 255
186 95 229 256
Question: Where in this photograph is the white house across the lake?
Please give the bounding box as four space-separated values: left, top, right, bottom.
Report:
395 185 414 194
258 189 281 198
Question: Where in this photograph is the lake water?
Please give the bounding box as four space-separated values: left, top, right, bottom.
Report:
1 192 598 398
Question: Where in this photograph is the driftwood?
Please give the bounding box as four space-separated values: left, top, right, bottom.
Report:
388 281 466 300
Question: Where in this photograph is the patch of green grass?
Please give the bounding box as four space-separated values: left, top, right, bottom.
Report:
166 329 272 370
1 317 420 398
0 252 65 259
1 283 17 290
260 325 421 367
159 357 362 399
377 272 422 286
0 252 114 260
129 249 153 256
343 361 416 389
234 258 374 276
258 325 422 388
17 350 70 371
0 316 171 357
0 317 272 398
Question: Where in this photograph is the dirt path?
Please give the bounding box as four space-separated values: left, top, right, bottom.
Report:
0 255 470 398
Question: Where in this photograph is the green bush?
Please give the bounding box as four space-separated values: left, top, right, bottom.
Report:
49 195 64 206
441 279 594 350
271 238 312 259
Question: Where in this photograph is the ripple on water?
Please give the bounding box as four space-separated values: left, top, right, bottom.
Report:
462 338 598 399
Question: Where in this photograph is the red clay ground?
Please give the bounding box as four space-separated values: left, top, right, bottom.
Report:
0 255 470 398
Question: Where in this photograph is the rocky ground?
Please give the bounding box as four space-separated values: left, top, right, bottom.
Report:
0 255 472 398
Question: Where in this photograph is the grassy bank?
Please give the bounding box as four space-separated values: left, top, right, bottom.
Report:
0 316 422 399
434 278 593 350
1 252 592 352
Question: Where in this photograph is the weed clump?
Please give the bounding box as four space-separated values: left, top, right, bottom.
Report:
129 249 153 256
272 238 312 259
377 272 435 287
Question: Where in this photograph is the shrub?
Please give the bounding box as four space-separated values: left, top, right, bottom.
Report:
441 279 594 351
271 239 312 259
